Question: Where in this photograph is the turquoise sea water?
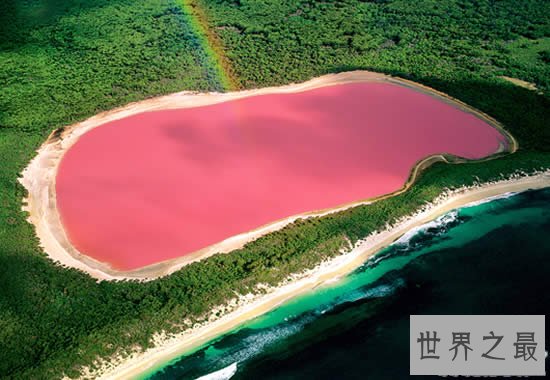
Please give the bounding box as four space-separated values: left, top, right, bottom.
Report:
145 188 550 379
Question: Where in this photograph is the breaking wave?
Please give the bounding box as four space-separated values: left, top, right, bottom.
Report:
195 362 238 380
394 210 460 248
463 191 518 208
326 278 404 309
359 210 464 273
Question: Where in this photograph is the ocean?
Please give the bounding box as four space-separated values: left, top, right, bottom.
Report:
144 188 550 379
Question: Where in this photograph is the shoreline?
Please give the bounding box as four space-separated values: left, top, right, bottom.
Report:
19 70 516 281
87 171 550 380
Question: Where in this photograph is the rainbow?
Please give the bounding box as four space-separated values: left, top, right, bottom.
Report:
180 0 238 91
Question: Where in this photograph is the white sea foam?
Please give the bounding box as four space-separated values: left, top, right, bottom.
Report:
367 252 392 266
337 283 397 305
325 278 404 311
392 210 459 247
362 279 404 298
195 362 238 380
462 191 518 208
214 315 313 365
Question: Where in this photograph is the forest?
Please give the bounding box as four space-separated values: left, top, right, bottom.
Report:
0 0 549 378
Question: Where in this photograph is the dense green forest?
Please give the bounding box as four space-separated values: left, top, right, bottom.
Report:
0 0 549 378
202 0 550 93
0 0 227 135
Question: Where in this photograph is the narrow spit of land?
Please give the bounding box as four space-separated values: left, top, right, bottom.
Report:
88 172 550 380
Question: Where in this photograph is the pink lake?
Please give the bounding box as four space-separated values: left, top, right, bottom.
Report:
56 82 508 270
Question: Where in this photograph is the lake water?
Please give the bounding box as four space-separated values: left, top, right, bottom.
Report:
55 82 506 270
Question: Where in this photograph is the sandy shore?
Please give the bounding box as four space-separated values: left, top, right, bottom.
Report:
84 171 550 380
19 70 516 281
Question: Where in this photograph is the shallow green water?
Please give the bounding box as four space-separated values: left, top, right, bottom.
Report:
145 188 550 379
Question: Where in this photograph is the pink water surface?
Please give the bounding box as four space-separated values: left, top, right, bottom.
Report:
56 82 508 270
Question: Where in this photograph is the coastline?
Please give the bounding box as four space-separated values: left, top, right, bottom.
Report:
19 70 516 281
86 171 550 380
